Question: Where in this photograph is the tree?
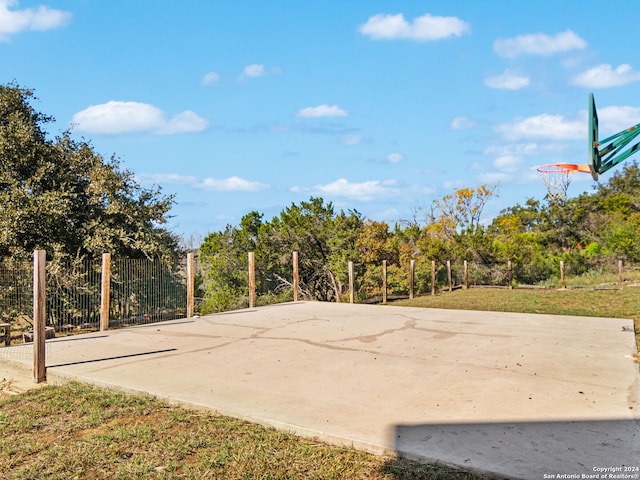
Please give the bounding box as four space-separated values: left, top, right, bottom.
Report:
199 198 364 310
588 162 640 261
355 221 405 297
199 224 251 313
430 184 498 238
356 221 398 264
327 210 365 299
422 185 498 264
0 83 180 263
263 198 362 301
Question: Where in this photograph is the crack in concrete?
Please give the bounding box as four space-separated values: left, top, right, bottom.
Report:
68 313 512 373
323 317 512 344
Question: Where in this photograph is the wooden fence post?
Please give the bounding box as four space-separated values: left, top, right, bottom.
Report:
431 260 436 296
560 260 566 289
618 259 624 289
100 253 111 332
186 252 195 317
508 260 513 289
382 260 387 304
447 260 453 292
248 252 256 308
409 260 415 299
292 251 299 302
348 261 354 304
33 250 46 384
463 260 468 289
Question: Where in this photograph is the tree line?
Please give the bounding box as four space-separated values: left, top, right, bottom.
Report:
199 164 640 312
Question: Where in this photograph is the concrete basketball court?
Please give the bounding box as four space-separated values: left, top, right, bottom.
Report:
0 301 638 479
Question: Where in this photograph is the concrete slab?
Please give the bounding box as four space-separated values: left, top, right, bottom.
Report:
0 301 638 479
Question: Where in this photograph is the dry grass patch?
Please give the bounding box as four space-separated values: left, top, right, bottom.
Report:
0 382 497 479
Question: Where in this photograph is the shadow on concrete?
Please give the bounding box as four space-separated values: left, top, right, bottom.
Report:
128 320 195 329
48 334 110 343
212 309 258 316
47 348 177 368
388 418 640 479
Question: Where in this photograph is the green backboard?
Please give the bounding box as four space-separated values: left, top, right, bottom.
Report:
588 92 600 181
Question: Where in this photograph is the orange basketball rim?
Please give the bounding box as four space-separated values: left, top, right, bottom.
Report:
536 163 592 203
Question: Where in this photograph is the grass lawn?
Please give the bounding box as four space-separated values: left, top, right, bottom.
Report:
0 382 494 480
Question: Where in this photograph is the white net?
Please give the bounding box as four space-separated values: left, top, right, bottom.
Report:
537 164 576 203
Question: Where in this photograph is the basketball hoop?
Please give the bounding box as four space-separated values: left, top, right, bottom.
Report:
536 163 589 203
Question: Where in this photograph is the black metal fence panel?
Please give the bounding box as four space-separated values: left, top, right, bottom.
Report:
110 258 187 327
46 259 102 331
0 257 189 341
0 260 33 332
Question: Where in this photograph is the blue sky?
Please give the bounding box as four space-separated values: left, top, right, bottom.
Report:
3 1 640 240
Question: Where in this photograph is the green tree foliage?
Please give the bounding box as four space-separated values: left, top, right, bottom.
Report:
199 224 252 313
328 210 365 297
581 162 640 262
0 83 180 263
356 221 403 297
488 199 553 283
199 198 363 312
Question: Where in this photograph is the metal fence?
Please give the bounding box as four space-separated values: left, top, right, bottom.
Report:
0 260 33 331
47 258 102 331
110 258 187 327
0 256 189 342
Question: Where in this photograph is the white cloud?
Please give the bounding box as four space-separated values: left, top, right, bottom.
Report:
341 134 362 146
570 64 640 89
495 104 640 143
493 29 586 58
161 110 209 134
243 64 265 77
485 143 540 156
443 179 466 189
136 173 268 192
136 173 197 185
0 0 71 41
237 64 281 81
359 13 469 41
71 101 208 135
387 153 404 163
296 104 348 118
495 113 583 141
479 172 513 183
474 155 521 188
484 70 530 90
493 155 523 173
485 143 570 156
198 176 269 192
450 116 475 130
599 105 640 134
373 208 400 221
291 178 399 201
201 71 220 85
